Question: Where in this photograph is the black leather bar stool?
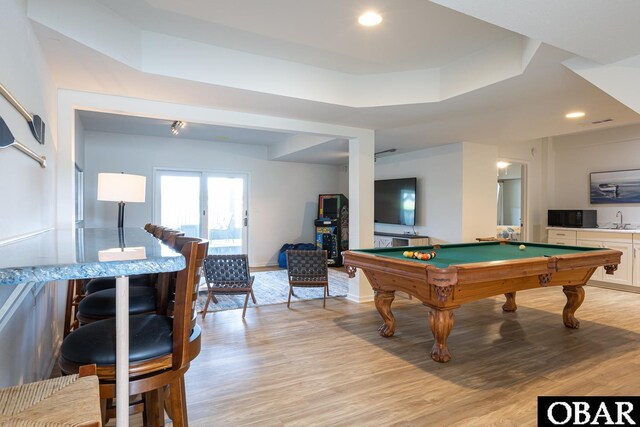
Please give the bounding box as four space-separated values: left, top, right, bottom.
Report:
59 238 208 426
77 286 158 324
84 274 155 295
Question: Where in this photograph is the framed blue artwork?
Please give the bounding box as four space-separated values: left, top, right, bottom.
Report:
590 169 640 204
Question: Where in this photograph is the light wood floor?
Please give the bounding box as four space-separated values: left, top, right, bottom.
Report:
126 285 640 426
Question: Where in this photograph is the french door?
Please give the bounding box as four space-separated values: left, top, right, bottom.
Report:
154 169 248 255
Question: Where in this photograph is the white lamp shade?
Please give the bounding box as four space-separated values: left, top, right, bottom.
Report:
97 173 146 203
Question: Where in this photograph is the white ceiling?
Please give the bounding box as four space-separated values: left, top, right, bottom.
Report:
28 0 640 163
77 110 295 146
96 0 514 74
431 0 640 64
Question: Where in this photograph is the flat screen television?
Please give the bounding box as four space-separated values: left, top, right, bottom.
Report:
374 178 417 225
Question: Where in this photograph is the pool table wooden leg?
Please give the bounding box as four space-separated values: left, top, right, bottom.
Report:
428 308 454 363
374 289 396 337
502 292 517 312
562 285 585 329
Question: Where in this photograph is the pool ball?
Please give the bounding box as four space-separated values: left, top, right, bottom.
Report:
519 244 526 250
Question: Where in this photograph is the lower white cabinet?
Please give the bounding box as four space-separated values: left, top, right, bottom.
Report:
599 241 632 285
548 229 577 246
576 231 633 286
633 243 640 287
548 228 640 288
576 239 604 281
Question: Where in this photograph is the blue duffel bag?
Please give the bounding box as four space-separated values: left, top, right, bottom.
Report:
278 243 317 268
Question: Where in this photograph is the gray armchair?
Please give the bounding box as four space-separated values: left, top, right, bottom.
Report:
202 254 256 318
285 250 329 308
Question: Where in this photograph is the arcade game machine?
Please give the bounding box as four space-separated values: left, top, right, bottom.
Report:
315 194 348 266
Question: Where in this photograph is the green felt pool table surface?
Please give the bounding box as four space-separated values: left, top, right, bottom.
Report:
352 241 605 269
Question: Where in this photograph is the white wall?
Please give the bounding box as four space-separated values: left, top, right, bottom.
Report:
374 144 464 243
552 123 640 228
0 0 56 240
83 131 342 266
461 142 498 242
0 0 64 387
373 142 508 244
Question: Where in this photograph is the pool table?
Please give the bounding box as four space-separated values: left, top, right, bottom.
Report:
342 241 621 363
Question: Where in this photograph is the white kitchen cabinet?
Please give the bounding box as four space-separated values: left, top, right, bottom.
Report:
600 241 632 285
548 229 577 245
576 231 633 286
576 239 604 281
633 239 640 287
547 228 639 288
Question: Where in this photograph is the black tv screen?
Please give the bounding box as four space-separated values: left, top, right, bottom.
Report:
374 178 417 225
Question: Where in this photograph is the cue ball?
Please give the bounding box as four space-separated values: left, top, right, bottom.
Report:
519 244 526 250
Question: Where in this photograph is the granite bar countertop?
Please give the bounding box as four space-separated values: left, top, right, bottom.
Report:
0 228 185 285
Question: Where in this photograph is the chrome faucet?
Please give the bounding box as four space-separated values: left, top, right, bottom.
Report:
616 211 623 229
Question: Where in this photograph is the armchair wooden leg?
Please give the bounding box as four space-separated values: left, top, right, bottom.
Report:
167 376 188 427
287 286 293 308
202 293 213 319
250 289 257 304
242 292 250 319
323 285 327 308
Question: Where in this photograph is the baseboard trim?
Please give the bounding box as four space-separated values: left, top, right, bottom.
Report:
587 280 640 294
346 293 375 304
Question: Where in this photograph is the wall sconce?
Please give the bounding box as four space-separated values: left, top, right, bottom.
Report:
171 120 186 135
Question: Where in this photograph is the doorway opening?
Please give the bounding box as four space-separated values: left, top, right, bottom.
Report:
496 162 525 241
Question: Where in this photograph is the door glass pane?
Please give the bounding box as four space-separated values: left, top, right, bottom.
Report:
160 175 201 237
207 176 244 254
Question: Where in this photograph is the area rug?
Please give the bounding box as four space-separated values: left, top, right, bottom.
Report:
196 268 349 313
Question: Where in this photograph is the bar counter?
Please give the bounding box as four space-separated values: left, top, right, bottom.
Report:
0 227 185 427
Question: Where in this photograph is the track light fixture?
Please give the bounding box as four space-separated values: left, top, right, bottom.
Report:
374 148 397 161
170 120 186 135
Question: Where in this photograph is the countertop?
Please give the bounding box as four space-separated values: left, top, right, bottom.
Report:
0 228 185 285
546 227 638 234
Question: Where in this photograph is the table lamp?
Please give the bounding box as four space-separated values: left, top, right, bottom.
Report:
97 172 146 228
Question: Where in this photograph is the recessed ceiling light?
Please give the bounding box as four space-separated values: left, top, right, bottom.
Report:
565 111 585 119
496 161 511 169
358 11 382 27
